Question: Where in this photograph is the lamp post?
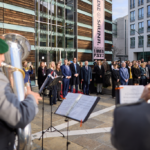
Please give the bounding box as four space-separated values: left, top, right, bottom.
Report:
131 29 144 60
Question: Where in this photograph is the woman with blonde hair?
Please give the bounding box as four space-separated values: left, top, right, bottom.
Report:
22 60 33 84
132 63 141 85
46 61 57 105
140 63 147 86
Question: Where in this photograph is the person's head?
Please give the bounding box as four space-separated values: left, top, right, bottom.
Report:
121 61 126 68
97 60 102 66
40 61 45 68
64 59 68 65
85 61 88 66
118 61 120 64
134 62 139 69
95 60 97 62
49 61 56 70
112 61 116 65
73 58 77 63
22 60 28 68
80 62 83 67
129 62 132 67
113 64 117 69
141 58 144 62
58 60 62 65
148 61 150 65
56 63 61 70
103 59 106 62
138 60 141 65
140 63 145 68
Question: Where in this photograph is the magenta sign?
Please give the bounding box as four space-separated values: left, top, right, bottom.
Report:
93 0 105 60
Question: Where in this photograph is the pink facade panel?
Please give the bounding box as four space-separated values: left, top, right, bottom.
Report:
93 0 105 60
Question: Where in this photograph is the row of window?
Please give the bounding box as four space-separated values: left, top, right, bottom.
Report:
130 6 150 22
130 35 150 48
130 0 147 9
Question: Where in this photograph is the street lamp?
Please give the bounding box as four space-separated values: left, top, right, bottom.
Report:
131 29 144 60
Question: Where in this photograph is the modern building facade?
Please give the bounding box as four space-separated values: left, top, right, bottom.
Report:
0 0 112 79
128 0 150 61
113 15 128 61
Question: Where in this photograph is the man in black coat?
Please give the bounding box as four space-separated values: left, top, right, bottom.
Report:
38 61 47 90
70 58 80 93
111 84 150 150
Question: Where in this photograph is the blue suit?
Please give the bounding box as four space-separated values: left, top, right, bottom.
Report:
81 66 92 95
61 64 72 97
119 67 129 85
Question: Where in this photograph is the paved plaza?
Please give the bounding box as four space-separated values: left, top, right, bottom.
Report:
31 90 116 150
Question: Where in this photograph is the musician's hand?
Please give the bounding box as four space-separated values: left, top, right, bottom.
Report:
26 86 42 104
90 79 92 81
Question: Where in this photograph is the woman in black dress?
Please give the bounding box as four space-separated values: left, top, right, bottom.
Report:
112 64 120 98
55 63 63 101
46 61 57 105
132 63 141 85
95 60 105 95
79 62 83 92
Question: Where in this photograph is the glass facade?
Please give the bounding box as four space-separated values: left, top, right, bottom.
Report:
138 22 144 33
130 11 135 22
137 52 150 61
138 36 144 47
130 37 135 48
138 8 144 19
35 0 75 71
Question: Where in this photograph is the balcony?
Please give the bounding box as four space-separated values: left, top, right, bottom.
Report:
138 1 144 6
138 15 144 20
130 17 135 22
130 44 135 48
148 27 150 32
138 43 143 47
138 28 144 34
130 30 135 35
130 3 135 9
147 42 150 47
148 12 150 17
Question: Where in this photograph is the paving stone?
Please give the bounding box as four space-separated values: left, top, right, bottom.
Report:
84 118 104 128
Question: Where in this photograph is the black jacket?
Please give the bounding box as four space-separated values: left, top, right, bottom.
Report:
70 63 80 85
127 67 133 79
38 66 47 86
95 65 105 83
132 67 141 79
112 69 120 82
55 69 62 91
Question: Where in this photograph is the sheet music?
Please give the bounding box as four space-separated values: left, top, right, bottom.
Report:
55 93 81 116
120 86 144 104
68 95 97 121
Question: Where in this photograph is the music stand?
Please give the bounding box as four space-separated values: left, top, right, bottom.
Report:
55 93 100 150
39 76 65 150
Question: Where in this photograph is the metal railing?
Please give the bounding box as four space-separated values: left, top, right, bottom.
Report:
138 15 144 20
130 3 135 9
138 1 144 6
130 30 135 35
138 28 144 33
130 17 135 22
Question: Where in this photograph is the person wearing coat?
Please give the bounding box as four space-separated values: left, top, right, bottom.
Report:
132 63 141 85
95 60 104 95
70 58 80 93
61 59 72 98
22 61 33 84
79 62 83 91
46 61 57 105
119 62 129 85
55 63 63 101
140 63 147 86
38 61 47 90
112 64 120 98
0 38 40 150
81 61 92 95
127 62 133 85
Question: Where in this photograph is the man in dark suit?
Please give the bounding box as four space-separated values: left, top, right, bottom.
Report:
38 61 47 90
70 58 80 93
111 84 150 150
81 61 92 95
61 59 71 99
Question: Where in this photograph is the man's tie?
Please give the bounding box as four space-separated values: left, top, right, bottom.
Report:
74 64 77 73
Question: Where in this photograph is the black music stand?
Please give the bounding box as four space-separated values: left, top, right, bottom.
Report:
39 76 65 150
55 93 100 150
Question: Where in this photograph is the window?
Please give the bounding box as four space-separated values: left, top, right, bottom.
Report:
138 8 144 20
147 35 150 47
130 11 135 22
130 24 135 35
138 36 144 47
148 5 150 17
130 37 135 48
138 0 144 6
138 22 144 33
148 20 150 31
130 0 135 9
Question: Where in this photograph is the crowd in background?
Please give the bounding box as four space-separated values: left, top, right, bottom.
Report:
22 57 150 105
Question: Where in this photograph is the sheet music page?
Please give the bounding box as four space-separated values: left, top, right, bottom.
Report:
120 86 144 104
68 95 97 121
55 93 81 116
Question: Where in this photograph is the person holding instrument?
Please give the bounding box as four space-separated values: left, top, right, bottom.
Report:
0 38 41 150
111 84 150 150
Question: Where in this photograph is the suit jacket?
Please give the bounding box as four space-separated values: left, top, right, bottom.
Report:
81 66 92 85
111 100 150 150
132 67 141 79
61 64 71 79
38 66 47 86
70 63 80 85
119 67 129 83
23 67 33 83
0 68 38 150
127 67 133 79
95 65 104 83
112 69 120 82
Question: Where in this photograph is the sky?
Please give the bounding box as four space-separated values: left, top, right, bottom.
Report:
113 0 128 20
